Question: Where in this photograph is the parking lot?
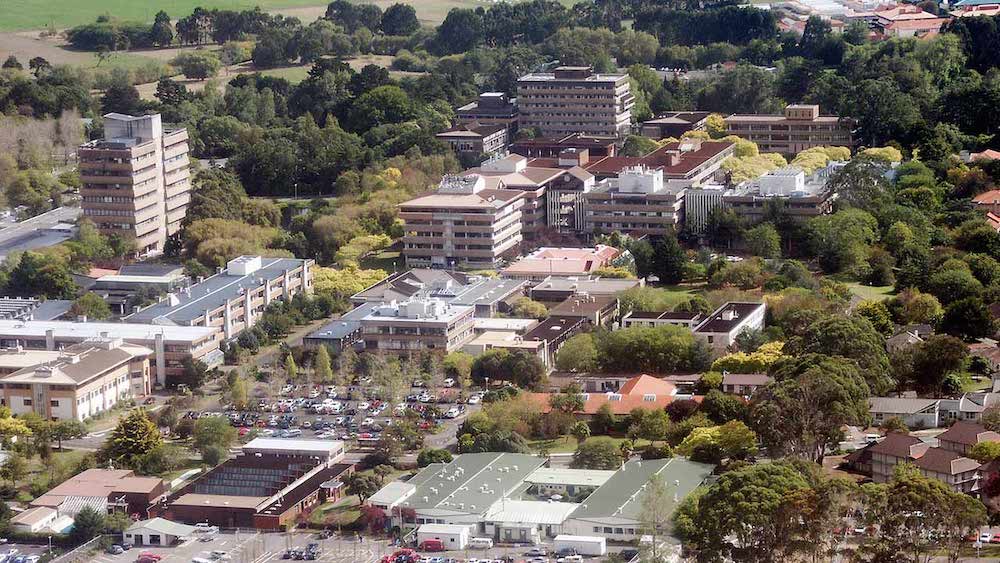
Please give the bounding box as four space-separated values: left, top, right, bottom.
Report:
0 544 53 563
186 382 483 448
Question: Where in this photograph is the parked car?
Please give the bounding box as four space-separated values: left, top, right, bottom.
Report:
418 539 445 552
107 546 125 555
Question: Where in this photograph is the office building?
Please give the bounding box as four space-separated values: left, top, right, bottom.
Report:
510 134 617 159
684 185 727 235
31 468 166 519
78 113 191 257
455 93 519 132
399 174 525 268
621 310 704 330
89 264 187 317
528 277 643 303
0 298 72 321
640 112 712 139
723 104 854 155
517 66 634 138
723 164 841 224
368 452 712 543
359 298 476 353
165 438 351 530
583 138 734 184
126 256 313 340
0 338 151 421
0 320 221 388
436 125 509 159
583 166 685 237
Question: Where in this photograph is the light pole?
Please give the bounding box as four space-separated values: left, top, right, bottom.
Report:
47 536 51 554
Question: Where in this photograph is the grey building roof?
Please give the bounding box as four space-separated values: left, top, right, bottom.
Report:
398 453 545 513
127 257 307 324
568 458 713 521
127 517 198 537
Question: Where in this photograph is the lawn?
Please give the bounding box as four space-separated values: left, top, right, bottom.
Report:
0 0 328 32
358 250 403 273
845 282 896 302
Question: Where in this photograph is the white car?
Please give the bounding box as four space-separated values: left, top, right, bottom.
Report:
468 395 481 405
445 408 460 419
443 378 455 388
358 402 370 411
362 418 374 426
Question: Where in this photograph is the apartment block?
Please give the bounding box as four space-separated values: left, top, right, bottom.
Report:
79 113 191 257
436 125 509 159
359 298 475 353
517 66 634 138
126 255 313 340
0 338 151 421
723 104 854 155
583 166 685 237
400 175 524 269
640 112 712 140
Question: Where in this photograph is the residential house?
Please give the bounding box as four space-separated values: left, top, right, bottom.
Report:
721 373 772 396
869 397 940 429
869 432 930 483
937 421 1000 456
692 302 766 353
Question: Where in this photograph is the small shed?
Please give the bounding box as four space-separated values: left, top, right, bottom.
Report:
10 507 57 533
417 523 471 550
125 518 198 546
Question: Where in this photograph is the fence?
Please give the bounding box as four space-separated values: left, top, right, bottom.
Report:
48 535 108 563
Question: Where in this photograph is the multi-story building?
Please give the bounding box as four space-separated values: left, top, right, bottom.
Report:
455 93 519 132
517 66 634 138
435 125 509 159
500 245 620 282
723 104 854 155
723 164 841 224
126 255 313 340
399 175 525 269
693 302 766 353
684 185 727 235
0 320 221 388
583 166 685 237
937 421 1000 456
79 113 191 257
583 138 734 184
510 134 617 159
0 338 151 421
358 298 475 353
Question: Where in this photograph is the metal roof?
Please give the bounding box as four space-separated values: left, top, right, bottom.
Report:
127 517 198 537
0 319 218 343
525 468 616 487
567 458 713 521
398 453 545 514
242 438 343 458
484 500 578 525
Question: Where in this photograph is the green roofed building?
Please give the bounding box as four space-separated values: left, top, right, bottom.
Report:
367 453 712 544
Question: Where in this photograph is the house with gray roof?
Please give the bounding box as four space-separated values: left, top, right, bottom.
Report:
869 397 941 429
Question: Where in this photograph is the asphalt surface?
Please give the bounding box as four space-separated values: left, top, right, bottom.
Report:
0 206 81 259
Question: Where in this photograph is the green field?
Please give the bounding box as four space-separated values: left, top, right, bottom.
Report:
845 282 896 302
0 0 329 31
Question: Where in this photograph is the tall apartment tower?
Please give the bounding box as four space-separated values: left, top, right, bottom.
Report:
517 66 634 139
78 113 191 257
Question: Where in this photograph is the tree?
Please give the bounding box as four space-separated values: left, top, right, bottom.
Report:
101 79 142 115
593 403 616 435
571 437 622 469
69 292 111 320
285 352 298 380
555 333 598 372
433 8 484 54
941 297 995 341
621 135 659 157
380 3 419 35
102 409 161 469
854 300 893 337
373 464 393 485
28 56 51 77
151 11 174 46
175 358 209 389
417 448 453 467
193 416 237 454
785 315 892 394
510 296 548 320
887 287 943 326
2 55 22 70
691 463 810 562
744 223 781 258
880 416 909 434
443 352 473 388
171 51 221 79
202 444 228 466
5 252 77 299
52 419 87 450
570 421 591 445
910 335 968 394
0 453 27 487
970 441 1000 463
750 354 871 462
314 345 333 382
700 390 748 424
639 474 673 561
652 235 687 284
71 505 106 543
345 472 381 503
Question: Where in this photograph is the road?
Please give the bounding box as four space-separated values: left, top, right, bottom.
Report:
0 206 81 259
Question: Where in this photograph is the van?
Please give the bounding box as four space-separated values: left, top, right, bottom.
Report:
419 539 445 552
865 434 880 444
469 538 493 549
284 429 303 438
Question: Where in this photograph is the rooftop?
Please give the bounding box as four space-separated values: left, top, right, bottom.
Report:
525 467 616 488
0 319 219 343
568 458 713 520
241 438 344 458
127 518 198 537
868 432 928 459
126 256 310 324
362 299 473 324
523 316 586 343
694 302 765 334
721 373 773 386
913 447 980 475
869 397 940 414
1 340 151 386
399 453 546 513
937 421 1000 446
529 276 643 296
33 469 163 509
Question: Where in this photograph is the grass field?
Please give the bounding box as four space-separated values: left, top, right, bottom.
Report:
527 436 652 454
845 282 896 302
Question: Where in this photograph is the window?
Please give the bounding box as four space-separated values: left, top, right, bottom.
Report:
50 400 59 407
23 398 31 406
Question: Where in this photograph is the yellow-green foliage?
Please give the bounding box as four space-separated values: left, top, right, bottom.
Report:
720 135 759 158
184 218 288 267
313 264 388 300
722 153 788 183
710 341 786 373
706 114 726 139
681 130 711 140
861 146 904 163
790 146 851 174
334 234 393 266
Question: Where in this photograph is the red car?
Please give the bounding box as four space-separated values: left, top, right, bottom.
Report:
138 553 162 561
419 539 444 552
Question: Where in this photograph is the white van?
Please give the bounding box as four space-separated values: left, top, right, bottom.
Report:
469 538 494 549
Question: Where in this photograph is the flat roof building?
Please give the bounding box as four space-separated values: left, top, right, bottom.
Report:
723 163 842 224
455 93 519 132
528 277 643 303
724 104 854 156
165 439 350 530
79 113 191 257
693 302 766 353
436 124 509 159
500 246 620 281
518 67 634 139
359 298 476 353
126 255 312 340
400 174 525 269
0 319 222 388
0 338 152 421
640 112 712 140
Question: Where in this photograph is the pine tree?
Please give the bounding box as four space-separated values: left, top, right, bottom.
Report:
285 353 298 380
314 345 333 382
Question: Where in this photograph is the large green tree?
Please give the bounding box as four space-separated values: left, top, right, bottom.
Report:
102 409 162 469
